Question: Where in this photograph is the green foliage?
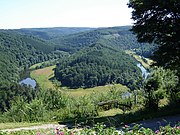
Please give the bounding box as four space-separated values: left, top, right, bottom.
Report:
1 123 180 135
128 0 180 77
0 30 67 84
38 89 67 110
0 84 132 122
144 67 179 110
16 27 94 40
51 26 157 57
3 98 46 122
0 83 37 112
55 43 142 89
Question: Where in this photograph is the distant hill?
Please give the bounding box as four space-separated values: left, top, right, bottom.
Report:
55 43 142 89
0 26 156 88
51 26 157 57
16 27 95 40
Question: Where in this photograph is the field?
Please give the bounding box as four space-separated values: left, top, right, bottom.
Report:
30 65 129 97
30 65 55 90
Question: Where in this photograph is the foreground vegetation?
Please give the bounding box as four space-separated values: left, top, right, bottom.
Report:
1 123 180 135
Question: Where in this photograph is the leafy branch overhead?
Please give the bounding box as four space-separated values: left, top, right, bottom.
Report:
128 0 180 70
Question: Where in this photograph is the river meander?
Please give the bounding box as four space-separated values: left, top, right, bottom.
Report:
19 77 36 89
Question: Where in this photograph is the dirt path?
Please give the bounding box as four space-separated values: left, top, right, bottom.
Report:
1 114 180 132
1 124 66 132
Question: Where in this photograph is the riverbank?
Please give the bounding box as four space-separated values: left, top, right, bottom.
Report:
125 50 153 69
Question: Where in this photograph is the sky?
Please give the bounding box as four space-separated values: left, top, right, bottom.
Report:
0 0 133 29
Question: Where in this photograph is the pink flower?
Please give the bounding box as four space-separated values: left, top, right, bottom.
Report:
36 133 41 135
124 125 129 128
56 127 59 130
60 132 64 135
56 128 60 135
155 130 160 134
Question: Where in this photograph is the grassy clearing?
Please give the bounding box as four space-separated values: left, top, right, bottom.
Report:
30 65 55 90
125 50 153 69
30 65 129 97
61 84 128 97
98 108 123 117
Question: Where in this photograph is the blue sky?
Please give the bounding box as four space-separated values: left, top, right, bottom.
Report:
0 0 133 29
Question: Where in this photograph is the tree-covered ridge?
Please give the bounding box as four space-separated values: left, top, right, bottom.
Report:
0 30 67 83
51 26 157 57
55 43 142 89
16 27 95 40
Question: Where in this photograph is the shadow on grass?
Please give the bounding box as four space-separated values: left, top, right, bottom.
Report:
58 103 180 128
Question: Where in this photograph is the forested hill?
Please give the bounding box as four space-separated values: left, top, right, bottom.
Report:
0 30 67 83
0 26 155 87
16 27 95 40
55 43 142 89
51 26 157 57
14 26 157 57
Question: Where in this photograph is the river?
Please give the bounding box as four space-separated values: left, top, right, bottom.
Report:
136 63 149 79
123 62 149 98
18 62 149 90
19 77 36 89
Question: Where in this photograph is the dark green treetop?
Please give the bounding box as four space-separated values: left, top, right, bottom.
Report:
128 0 180 71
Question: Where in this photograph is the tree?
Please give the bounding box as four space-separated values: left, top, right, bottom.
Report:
128 0 180 73
144 67 179 110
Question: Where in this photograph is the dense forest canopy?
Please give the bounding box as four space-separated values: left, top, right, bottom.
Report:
16 27 95 40
50 26 157 57
0 30 67 83
55 43 142 89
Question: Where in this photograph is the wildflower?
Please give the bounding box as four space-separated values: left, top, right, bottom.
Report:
155 130 160 134
60 132 64 135
37 133 41 135
56 128 60 135
124 125 129 128
177 126 180 129
56 128 59 130
128 130 133 133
